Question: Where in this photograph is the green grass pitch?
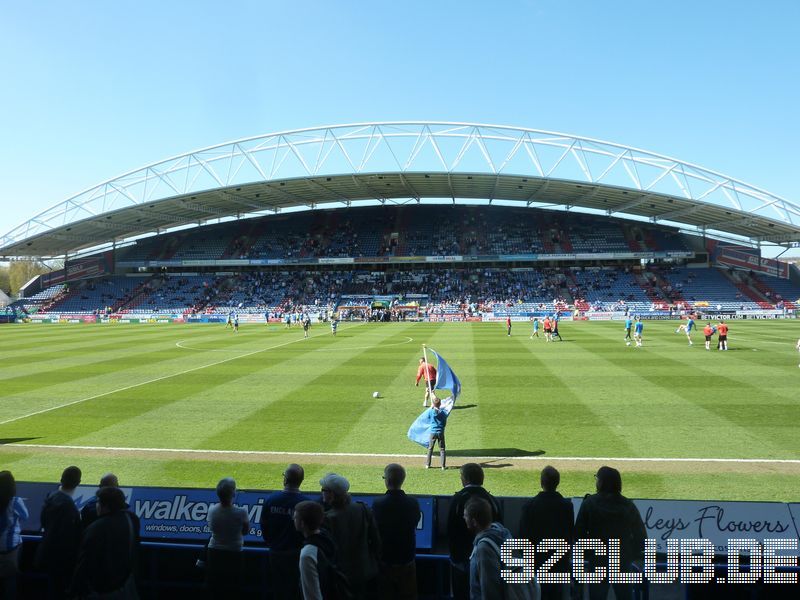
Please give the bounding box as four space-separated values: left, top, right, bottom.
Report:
1 319 799 502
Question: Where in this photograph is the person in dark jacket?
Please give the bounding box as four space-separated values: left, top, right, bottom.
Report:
321 473 381 599
295 500 339 600
70 486 140 598
372 464 420 600
80 473 120 529
261 464 311 600
519 466 574 600
574 466 646 600
36 466 82 599
446 464 502 600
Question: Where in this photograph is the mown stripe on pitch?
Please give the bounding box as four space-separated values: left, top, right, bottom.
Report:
197 323 436 453
0 329 197 375
0 328 348 442
510 333 648 456
325 323 437 456
573 325 792 458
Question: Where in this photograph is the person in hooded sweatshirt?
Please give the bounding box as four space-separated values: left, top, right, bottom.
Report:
574 466 646 600
464 497 512 600
295 501 338 600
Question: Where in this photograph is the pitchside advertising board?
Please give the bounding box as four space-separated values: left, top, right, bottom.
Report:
17 482 435 550
18 482 800 554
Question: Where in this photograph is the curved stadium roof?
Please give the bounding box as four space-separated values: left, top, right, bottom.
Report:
3 122 800 258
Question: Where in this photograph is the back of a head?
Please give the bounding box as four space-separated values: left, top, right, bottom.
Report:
61 466 82 490
596 466 622 494
216 477 237 502
96 486 126 513
384 463 406 489
460 463 484 487
99 473 119 488
295 500 324 531
540 465 560 492
284 464 305 488
464 496 493 529
0 470 15 510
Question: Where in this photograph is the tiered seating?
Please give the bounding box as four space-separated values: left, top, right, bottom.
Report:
662 268 760 310
572 268 651 312
756 274 800 307
48 277 144 313
10 284 66 313
568 223 629 253
122 276 219 313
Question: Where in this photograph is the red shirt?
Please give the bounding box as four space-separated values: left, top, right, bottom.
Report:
416 363 437 384
718 324 728 336
703 325 713 336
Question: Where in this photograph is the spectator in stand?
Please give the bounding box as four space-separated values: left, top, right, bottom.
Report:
80 472 120 529
36 465 82 599
70 487 140 598
0 471 29 599
295 500 338 600
518 466 573 600
261 464 311 600
446 463 502 600
206 477 250 599
372 464 420 600
464 497 519 600
574 466 646 600
321 473 381 599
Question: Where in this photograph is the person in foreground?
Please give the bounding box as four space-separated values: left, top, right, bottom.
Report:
465 497 539 600
70 486 140 599
0 471 29 600
574 466 646 600
206 477 250 598
37 466 82 599
294 500 339 600
447 464 502 600
372 463 420 600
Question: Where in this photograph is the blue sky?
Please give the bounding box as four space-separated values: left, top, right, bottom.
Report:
2 1 799 255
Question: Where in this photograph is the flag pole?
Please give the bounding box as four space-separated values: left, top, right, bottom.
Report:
422 344 434 403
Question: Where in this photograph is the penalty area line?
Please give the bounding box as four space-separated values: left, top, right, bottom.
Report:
0 326 359 427
4 443 800 465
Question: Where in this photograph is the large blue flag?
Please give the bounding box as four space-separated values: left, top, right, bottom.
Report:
407 348 461 447
429 348 461 404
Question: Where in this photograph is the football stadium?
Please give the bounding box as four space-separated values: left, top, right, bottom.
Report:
3 122 800 597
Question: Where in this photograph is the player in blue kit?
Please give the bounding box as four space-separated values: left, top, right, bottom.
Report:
676 315 695 346
530 317 539 339
634 317 644 347
624 316 633 343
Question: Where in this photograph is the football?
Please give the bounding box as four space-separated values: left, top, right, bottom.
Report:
372 392 380 398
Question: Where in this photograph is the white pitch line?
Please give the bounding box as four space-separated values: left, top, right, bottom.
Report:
4 443 800 465
0 327 357 427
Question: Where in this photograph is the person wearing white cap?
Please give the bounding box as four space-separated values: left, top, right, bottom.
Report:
320 473 382 598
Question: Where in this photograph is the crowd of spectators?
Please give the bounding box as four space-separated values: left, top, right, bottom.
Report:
1 462 652 600
118 205 694 264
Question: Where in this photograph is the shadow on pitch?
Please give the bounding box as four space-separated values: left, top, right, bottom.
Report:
0 437 41 445
448 448 545 458
450 404 477 411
